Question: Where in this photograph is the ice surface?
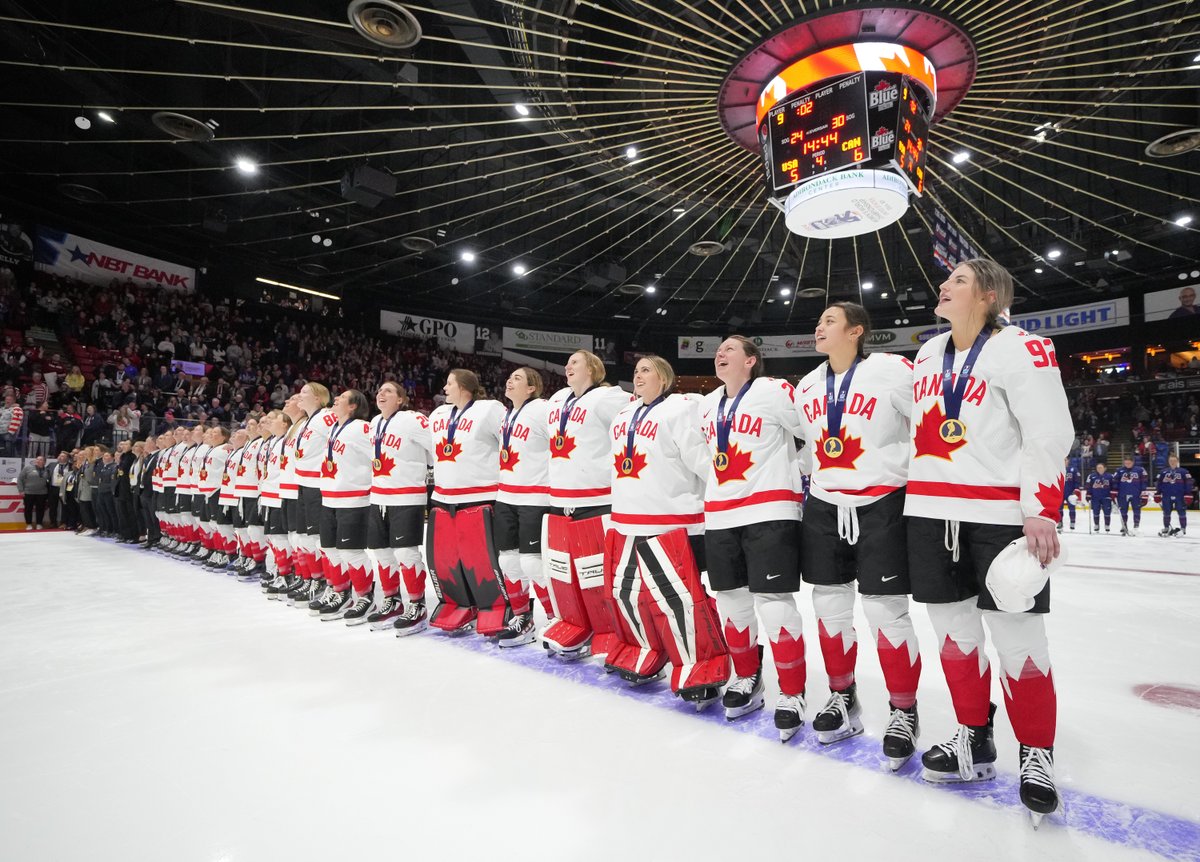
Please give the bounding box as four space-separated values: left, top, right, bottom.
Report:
0 531 1197 862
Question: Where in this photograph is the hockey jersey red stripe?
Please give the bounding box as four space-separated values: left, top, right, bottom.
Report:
550 486 610 498
704 489 804 512
370 485 427 495
819 483 903 498
259 491 279 500
907 480 1020 501
321 489 371 499
279 482 299 490
295 468 321 478
434 483 499 497
610 512 704 527
499 483 551 495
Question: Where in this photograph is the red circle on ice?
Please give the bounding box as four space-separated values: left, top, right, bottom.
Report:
1133 684 1200 713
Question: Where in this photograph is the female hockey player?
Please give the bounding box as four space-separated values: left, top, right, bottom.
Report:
904 258 1072 825
795 302 922 764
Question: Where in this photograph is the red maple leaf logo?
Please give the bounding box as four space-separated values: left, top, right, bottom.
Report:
814 430 865 471
1035 474 1065 522
199 469 208 482
295 448 304 460
714 442 754 485
613 447 648 479
321 460 338 479
280 455 289 471
436 437 463 462
221 473 231 486
374 452 396 476
913 403 968 461
549 433 577 459
499 446 520 472
236 464 246 476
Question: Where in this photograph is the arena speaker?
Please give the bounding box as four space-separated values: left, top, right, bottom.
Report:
340 165 397 208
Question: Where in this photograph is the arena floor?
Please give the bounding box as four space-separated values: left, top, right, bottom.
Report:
1 530 1197 862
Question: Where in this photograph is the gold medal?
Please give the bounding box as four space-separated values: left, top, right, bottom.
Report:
620 456 634 475
714 451 729 471
823 436 844 457
939 418 966 444
442 443 454 457
372 458 382 471
553 435 566 450
500 448 510 463
325 458 335 472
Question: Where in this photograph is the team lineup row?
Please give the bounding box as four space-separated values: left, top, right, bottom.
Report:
108 260 1070 827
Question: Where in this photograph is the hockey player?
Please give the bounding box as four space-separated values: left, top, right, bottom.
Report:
427 369 508 635
542 351 633 658
291 384 337 610
364 381 434 634
314 389 374 621
493 368 551 647
1059 458 1081 532
258 410 295 594
1113 456 1149 536
700 336 808 736
232 419 270 581
183 428 212 563
904 259 1071 825
1084 462 1114 533
796 303 922 764
172 425 204 556
216 427 247 570
197 425 232 568
275 396 313 603
1157 454 1194 536
605 355 730 708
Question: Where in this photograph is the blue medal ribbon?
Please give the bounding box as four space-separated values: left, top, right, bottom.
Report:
620 394 665 475
326 420 351 473
501 401 528 464
554 385 596 452
714 380 752 471
940 328 993 444
823 358 860 459
373 411 397 471
443 399 474 457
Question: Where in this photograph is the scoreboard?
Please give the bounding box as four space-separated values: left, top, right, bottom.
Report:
759 70 931 198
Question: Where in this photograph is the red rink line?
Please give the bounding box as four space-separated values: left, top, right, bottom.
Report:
1133 684 1200 713
1064 563 1199 578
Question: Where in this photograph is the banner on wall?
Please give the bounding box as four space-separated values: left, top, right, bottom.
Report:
34 227 196 291
503 326 593 355
474 325 502 357
380 310 475 354
931 206 978 274
677 298 1131 358
1145 283 1199 323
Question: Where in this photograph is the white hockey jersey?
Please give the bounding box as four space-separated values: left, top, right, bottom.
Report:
197 443 229 497
319 418 372 508
496 398 551 508
700 377 805 530
795 353 913 507
904 326 1073 526
293 408 338 489
278 432 300 501
369 409 433 507
233 436 265 499
160 442 187 489
430 399 506 505
176 444 202 498
218 446 243 507
546 385 634 509
609 393 710 536
259 438 285 507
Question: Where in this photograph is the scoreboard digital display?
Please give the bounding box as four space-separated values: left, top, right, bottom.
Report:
760 70 932 199
761 72 871 194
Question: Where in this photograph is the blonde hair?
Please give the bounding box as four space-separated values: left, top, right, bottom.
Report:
638 354 675 393
449 368 487 399
573 350 607 385
303 382 332 412
961 258 1015 329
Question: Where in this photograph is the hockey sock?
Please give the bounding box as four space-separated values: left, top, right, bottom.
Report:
520 554 546 615
396 546 426 604
926 598 991 727
812 584 857 690
757 592 806 696
216 524 235 556
343 548 372 595
498 549 531 615
984 610 1055 748
249 524 267 562
321 547 348 591
716 587 760 678
366 547 398 597
862 594 921 709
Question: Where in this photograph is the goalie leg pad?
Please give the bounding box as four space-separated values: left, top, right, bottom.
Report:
426 507 477 632
571 516 620 659
455 505 509 636
604 531 667 680
541 514 592 654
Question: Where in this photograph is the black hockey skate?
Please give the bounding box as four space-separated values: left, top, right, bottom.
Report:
496 611 536 648
883 703 920 771
813 683 865 745
393 600 429 637
367 594 404 630
723 648 765 721
342 587 374 626
1019 744 1058 828
774 690 807 742
679 685 721 712
317 586 352 621
921 703 997 783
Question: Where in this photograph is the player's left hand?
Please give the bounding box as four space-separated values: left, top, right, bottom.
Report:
1024 517 1060 566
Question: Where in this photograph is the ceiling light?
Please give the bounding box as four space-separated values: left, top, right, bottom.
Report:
673 207 685 214
234 157 258 175
951 150 971 164
862 280 874 291
255 277 340 301
322 238 332 247
780 287 791 297
625 146 638 160
514 103 530 116
880 292 889 299
97 111 116 124
460 250 476 262
1174 214 1193 227
512 263 527 276
1034 267 1044 273
451 277 459 285
311 235 321 244
1046 248 1062 259
783 300 791 306
645 285 657 294
74 115 91 130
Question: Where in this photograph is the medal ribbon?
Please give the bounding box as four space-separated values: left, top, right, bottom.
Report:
446 399 474 448
557 385 597 439
941 329 992 424
824 357 860 443
502 401 528 453
326 420 353 467
626 395 665 463
374 411 398 461
716 380 753 455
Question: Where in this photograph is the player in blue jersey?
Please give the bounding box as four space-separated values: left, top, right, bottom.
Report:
1156 454 1194 537
1084 463 1114 532
1112 456 1149 536
1059 457 1081 533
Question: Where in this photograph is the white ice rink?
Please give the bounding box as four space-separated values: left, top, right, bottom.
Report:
1 530 1198 862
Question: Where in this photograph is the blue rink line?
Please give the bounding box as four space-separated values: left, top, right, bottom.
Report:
433 630 1200 862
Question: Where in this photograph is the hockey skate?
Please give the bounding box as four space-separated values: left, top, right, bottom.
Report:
317 587 353 621
1019 744 1058 828
496 612 536 648
774 691 807 743
723 667 765 721
367 595 404 630
921 703 997 783
342 588 375 626
813 683 865 745
678 686 721 712
393 600 429 637
883 703 920 771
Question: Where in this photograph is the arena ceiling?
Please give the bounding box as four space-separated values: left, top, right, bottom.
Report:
0 0 1198 335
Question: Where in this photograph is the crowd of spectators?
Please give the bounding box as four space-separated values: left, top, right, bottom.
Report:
0 273 564 457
